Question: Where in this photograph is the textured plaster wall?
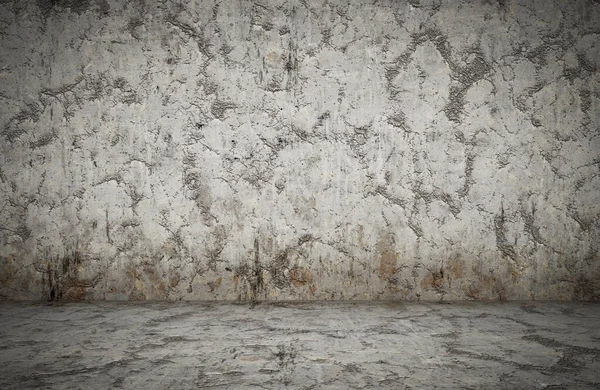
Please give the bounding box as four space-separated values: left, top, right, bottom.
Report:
0 0 599 301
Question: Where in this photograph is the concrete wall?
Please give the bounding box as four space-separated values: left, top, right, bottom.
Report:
0 0 599 301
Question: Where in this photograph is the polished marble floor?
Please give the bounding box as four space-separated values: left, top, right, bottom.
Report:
0 301 599 389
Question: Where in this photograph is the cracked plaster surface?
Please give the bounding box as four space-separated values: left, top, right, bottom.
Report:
0 0 599 300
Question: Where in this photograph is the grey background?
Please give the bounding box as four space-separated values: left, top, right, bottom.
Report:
0 0 599 300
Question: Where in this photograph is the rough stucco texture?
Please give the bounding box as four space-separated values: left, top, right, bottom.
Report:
0 0 599 301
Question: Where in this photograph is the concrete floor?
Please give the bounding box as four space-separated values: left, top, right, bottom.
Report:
0 302 599 389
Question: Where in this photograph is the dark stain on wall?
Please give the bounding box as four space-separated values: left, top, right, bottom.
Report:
34 248 100 301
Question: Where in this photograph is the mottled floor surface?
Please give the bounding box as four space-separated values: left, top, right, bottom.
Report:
0 302 599 389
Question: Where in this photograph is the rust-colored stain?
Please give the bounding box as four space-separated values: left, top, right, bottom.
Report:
233 275 240 293
143 265 157 278
266 51 280 62
61 273 95 301
0 255 17 289
169 272 181 288
128 267 138 278
447 256 464 280
289 267 312 287
377 234 398 282
356 225 365 247
507 261 525 282
18 240 592 302
127 267 146 300
129 288 145 301
207 277 223 292
462 272 507 301
464 282 481 299
420 269 445 290
63 286 86 301
379 251 397 281
141 264 167 296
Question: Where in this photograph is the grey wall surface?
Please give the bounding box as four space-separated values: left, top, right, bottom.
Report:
0 0 599 301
